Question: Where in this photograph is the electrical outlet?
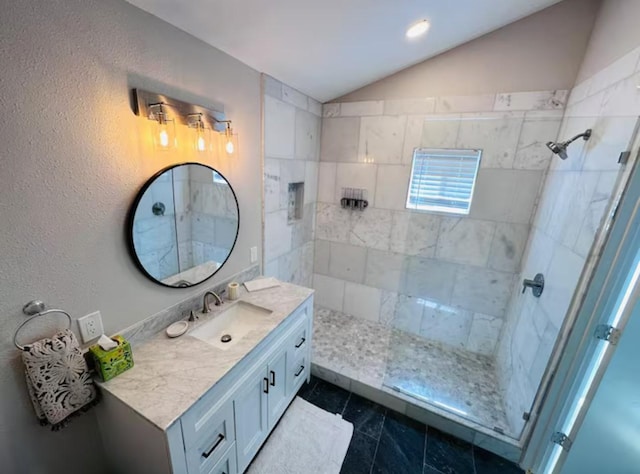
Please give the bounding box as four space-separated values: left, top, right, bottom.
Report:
78 311 104 343
250 246 258 264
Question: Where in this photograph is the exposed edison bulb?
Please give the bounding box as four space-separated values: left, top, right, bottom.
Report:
197 134 207 152
151 104 175 151
158 126 170 148
225 139 235 154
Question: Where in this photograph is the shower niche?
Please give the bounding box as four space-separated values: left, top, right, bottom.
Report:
287 182 304 222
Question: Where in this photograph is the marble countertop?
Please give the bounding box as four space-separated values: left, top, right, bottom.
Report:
98 281 314 431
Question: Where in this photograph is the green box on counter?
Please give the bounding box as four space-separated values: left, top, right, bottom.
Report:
89 335 134 382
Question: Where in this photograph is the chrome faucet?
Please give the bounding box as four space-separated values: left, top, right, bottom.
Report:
202 291 223 313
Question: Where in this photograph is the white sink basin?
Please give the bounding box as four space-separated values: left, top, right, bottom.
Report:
190 301 272 350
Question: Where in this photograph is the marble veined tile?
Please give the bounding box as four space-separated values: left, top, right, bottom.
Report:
282 84 308 110
317 162 336 204
419 302 473 350
513 119 562 170
436 218 495 267
340 101 384 117
365 249 406 293
316 203 350 243
383 98 435 115
402 257 458 303
343 282 381 322
452 266 514 317
374 165 411 210
389 211 440 258
456 113 524 169
264 159 280 213
322 103 340 118
488 223 530 273
295 109 321 161
358 116 406 164
263 75 282 99
599 71 640 117
494 90 568 111
574 171 618 257
264 95 295 159
320 117 360 162
314 240 330 275
435 95 496 114
328 241 367 283
466 313 503 356
349 208 392 251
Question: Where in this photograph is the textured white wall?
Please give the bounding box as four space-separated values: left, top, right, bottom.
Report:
336 0 600 102
0 0 262 472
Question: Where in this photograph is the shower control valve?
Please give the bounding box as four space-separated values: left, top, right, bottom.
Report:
522 273 544 297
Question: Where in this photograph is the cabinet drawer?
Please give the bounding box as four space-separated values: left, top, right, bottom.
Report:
289 356 308 395
184 399 235 474
289 323 308 358
206 442 237 474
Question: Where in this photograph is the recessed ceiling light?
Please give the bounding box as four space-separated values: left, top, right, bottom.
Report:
406 19 430 39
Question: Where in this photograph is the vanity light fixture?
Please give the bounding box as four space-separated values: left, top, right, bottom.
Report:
406 19 430 39
148 103 176 151
133 89 236 157
187 113 210 152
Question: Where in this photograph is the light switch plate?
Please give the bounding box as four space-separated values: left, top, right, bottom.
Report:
250 246 258 264
78 311 104 343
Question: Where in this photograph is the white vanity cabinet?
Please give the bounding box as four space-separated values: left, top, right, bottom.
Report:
97 295 313 474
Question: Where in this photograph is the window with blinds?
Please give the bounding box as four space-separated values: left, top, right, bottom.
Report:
406 148 482 215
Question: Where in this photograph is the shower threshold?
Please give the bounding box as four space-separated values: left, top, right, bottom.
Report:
312 306 521 461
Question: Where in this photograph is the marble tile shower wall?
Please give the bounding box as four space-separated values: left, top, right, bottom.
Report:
263 75 322 287
496 46 640 435
188 166 240 266
314 91 567 356
133 170 179 279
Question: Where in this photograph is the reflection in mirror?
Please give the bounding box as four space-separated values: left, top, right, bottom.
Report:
130 163 239 287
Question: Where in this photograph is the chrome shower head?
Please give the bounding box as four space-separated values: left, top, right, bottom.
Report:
546 129 592 160
546 141 569 159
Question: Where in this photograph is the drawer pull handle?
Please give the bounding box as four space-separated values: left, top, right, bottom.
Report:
263 377 269 394
295 365 305 377
295 337 306 348
270 370 276 386
202 433 225 459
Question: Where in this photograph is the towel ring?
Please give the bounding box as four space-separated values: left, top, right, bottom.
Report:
14 300 73 351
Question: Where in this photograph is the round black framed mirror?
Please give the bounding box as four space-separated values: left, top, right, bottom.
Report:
128 162 239 288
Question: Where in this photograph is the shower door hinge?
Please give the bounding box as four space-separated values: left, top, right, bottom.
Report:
594 324 621 345
522 411 531 421
551 431 573 451
618 151 631 164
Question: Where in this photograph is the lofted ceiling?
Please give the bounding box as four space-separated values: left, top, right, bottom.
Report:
127 0 564 102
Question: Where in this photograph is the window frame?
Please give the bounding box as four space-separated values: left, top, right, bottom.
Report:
405 147 482 216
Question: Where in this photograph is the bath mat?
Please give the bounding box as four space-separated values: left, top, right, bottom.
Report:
247 397 353 474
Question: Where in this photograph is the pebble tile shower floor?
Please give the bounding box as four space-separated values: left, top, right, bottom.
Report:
297 376 523 474
313 307 514 438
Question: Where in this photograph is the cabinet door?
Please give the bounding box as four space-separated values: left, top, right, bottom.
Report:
266 346 289 430
206 443 237 474
233 363 268 473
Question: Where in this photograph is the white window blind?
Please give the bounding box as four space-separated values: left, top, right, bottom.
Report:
406 148 482 215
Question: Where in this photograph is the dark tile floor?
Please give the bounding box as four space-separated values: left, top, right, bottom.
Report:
298 376 524 474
